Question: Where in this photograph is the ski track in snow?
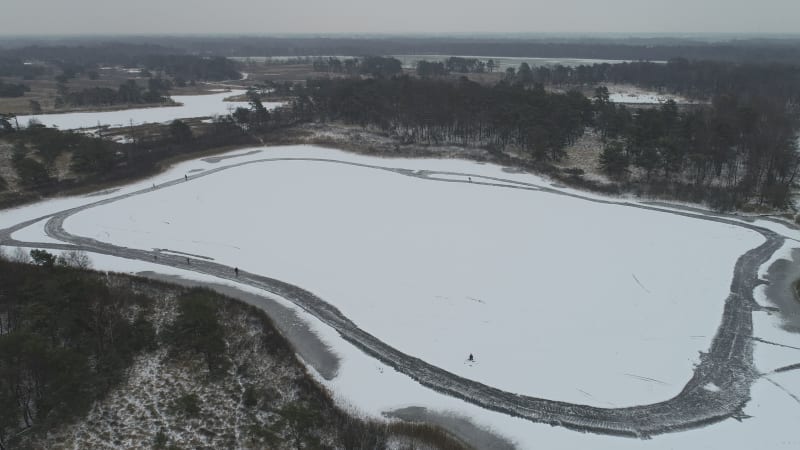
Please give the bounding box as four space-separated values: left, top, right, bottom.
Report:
0 155 790 439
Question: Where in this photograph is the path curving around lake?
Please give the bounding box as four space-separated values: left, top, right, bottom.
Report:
0 156 787 438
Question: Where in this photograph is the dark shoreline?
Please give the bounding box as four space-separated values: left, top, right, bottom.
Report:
763 248 800 334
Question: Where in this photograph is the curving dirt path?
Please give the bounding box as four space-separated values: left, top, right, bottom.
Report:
0 156 787 438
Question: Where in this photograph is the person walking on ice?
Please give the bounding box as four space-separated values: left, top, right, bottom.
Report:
468 353 474 362
234 267 239 277
184 174 188 181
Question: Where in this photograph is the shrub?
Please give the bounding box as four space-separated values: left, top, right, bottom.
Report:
163 289 230 376
57 250 92 269
173 394 201 418
30 249 56 267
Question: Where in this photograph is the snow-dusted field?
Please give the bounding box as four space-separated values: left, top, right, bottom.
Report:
14 90 281 130
2 145 799 449
606 85 699 105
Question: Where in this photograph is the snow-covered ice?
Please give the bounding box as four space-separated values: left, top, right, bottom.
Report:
15 90 282 130
11 217 64 244
60 147 764 407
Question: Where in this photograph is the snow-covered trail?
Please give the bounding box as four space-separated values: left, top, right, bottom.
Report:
0 155 788 438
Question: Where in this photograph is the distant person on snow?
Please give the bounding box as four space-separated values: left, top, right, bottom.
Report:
468 353 474 362
184 175 188 181
234 267 239 277
186 257 190 264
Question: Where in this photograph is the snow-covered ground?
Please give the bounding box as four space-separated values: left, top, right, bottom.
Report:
2 145 799 449
58 150 762 408
14 90 281 130
606 85 699 105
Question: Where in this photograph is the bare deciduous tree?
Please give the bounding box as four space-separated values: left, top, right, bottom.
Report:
10 247 30 264
58 250 92 269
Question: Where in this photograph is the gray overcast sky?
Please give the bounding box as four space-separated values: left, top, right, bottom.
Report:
2 0 799 35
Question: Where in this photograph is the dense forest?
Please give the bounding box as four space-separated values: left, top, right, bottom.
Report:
0 80 29 98
291 57 800 208
0 254 467 449
138 54 241 81
298 76 592 160
0 56 46 79
0 252 155 449
55 78 172 108
312 54 800 106
311 56 403 77
594 90 799 208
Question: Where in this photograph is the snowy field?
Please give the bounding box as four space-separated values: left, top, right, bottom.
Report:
606 85 698 105
2 145 799 449
14 90 282 130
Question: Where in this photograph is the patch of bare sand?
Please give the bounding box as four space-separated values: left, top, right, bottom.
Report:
553 130 613 184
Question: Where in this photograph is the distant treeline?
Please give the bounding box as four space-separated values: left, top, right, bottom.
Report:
311 56 403 78
318 55 800 106
6 37 800 64
415 57 500 77
0 43 176 66
0 44 241 82
0 56 48 79
312 56 500 77
27 36 798 64
0 80 29 97
505 59 800 101
594 89 799 208
138 54 241 81
56 78 172 108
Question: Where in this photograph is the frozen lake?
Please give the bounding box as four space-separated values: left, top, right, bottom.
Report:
59 147 762 407
15 90 282 130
